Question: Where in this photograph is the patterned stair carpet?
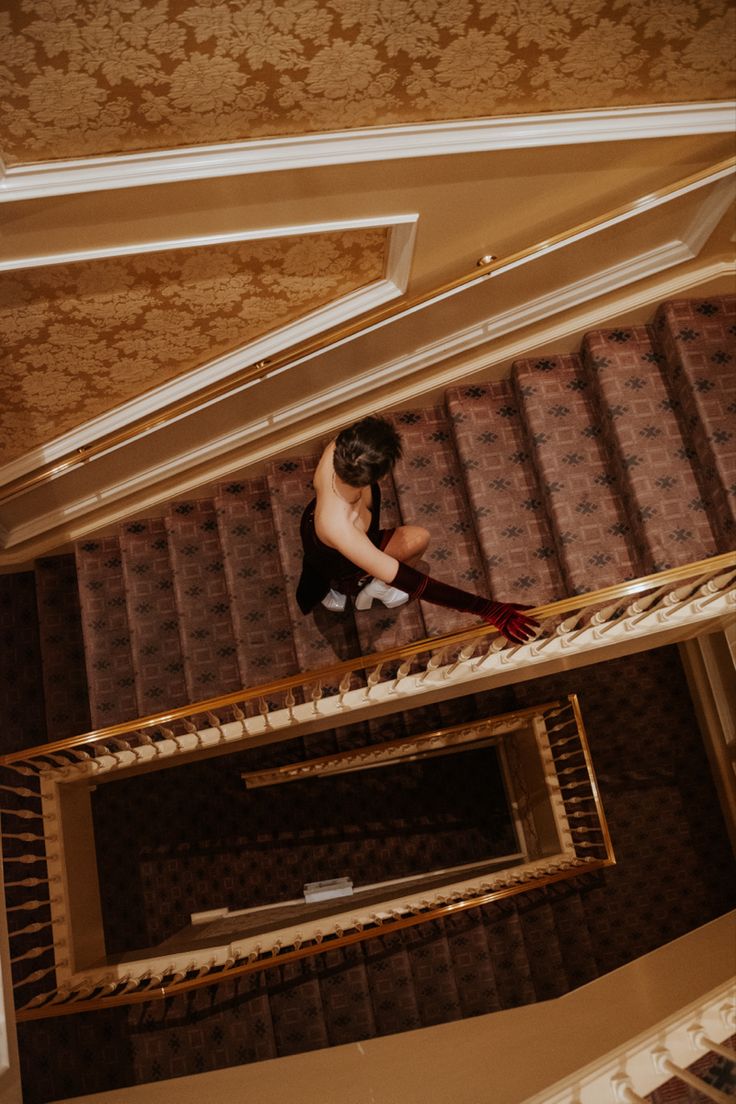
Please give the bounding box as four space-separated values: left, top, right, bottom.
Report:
13 645 736 1104
2 294 735 1102
46 294 733 739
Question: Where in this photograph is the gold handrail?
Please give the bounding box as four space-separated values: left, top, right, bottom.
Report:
16 860 614 1021
2 550 734 765
2 156 733 506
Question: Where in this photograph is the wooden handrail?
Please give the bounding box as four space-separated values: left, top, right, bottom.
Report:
2 550 735 765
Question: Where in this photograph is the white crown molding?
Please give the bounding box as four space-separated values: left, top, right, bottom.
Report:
1 102 733 203
5 251 732 558
0 213 418 273
0 218 416 489
682 178 736 255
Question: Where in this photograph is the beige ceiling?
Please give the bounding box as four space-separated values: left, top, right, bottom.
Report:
0 227 386 464
1 0 733 165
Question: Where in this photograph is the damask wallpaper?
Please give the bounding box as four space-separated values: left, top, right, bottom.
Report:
0 228 386 465
0 0 733 165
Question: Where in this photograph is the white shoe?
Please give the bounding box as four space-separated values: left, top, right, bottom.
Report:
321 588 347 612
354 577 409 610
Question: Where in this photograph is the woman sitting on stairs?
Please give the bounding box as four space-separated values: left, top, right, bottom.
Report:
296 416 538 645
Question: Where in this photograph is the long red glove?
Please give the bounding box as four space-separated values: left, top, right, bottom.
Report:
393 563 539 644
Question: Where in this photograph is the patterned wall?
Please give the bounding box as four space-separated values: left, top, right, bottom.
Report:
1 0 733 164
0 228 386 465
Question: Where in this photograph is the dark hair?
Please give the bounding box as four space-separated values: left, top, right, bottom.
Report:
333 416 403 487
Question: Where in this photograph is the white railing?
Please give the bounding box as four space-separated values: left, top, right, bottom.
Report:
2 697 614 1020
1 554 734 787
522 979 735 1104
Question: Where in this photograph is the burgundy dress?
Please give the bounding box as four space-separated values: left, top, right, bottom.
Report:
296 483 394 614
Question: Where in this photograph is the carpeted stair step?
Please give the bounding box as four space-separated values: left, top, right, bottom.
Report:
34 554 90 740
127 975 279 1079
404 921 463 1027
75 537 139 728
267 958 330 1057
547 881 600 989
118 518 189 717
216 477 324 756
0 572 47 753
512 354 641 593
582 325 719 572
390 406 487 637
216 477 299 690
481 900 536 1008
447 381 566 606
362 930 422 1037
316 946 378 1045
515 890 570 1000
444 906 502 1016
266 454 362 675
653 295 736 550
165 498 242 702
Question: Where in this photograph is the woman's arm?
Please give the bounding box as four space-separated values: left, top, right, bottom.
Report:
317 517 400 584
321 518 538 643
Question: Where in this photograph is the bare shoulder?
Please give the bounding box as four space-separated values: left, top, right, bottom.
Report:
313 440 336 492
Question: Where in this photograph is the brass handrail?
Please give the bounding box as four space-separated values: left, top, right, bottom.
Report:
2 155 733 506
16 861 614 1021
2 549 734 766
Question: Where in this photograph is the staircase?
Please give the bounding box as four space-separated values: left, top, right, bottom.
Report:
4 295 736 1103
24 294 735 748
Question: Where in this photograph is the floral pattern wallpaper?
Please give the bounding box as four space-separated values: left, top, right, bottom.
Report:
0 0 733 164
0 228 386 465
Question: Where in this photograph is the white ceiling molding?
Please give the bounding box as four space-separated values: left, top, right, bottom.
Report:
1 164 731 521
0 217 417 490
681 178 736 255
1 102 733 204
0 212 418 273
5 250 731 560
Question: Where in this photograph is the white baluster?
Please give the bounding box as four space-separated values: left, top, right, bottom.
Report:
257 698 273 730
364 663 384 698
284 687 297 722
419 650 445 683
690 1025 736 1063
1 808 55 823
9 920 51 937
610 1073 648 1103
653 1047 732 1103
3 763 39 777
14 960 68 988
390 660 412 694
310 682 323 715
337 671 353 707
206 712 227 741
7 898 60 913
5 876 60 889
442 640 478 677
0 785 40 800
230 705 249 736
3 832 57 844
11 943 59 965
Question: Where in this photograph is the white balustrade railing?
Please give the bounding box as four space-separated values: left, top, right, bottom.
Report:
2 696 614 1020
523 980 735 1104
0 555 732 789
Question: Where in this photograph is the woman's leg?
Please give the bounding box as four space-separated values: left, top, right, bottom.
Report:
354 525 431 610
383 525 430 566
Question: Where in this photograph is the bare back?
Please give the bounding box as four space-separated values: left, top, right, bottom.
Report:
312 441 399 584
